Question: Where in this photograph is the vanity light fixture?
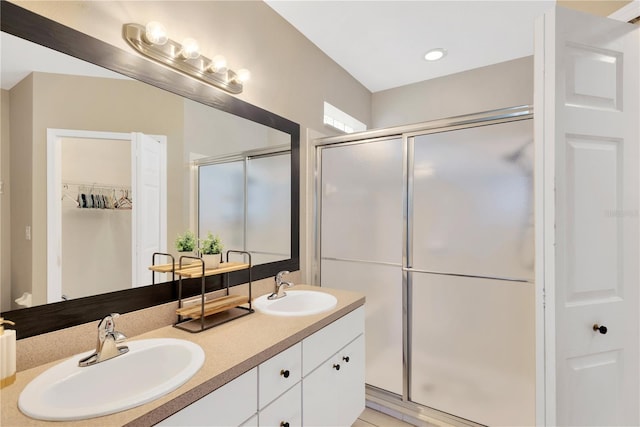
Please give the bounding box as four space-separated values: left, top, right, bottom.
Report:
123 22 249 94
208 55 228 74
178 37 201 60
143 21 167 45
424 48 447 61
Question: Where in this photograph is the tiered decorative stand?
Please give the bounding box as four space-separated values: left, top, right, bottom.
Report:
149 250 252 333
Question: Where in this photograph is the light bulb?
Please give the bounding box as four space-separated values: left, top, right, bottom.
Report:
180 38 200 59
424 48 447 61
144 21 168 45
235 68 251 83
208 55 228 74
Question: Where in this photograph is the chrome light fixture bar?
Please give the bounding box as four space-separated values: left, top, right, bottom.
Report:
123 23 249 94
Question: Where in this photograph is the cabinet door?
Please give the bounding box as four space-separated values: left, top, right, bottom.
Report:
302 307 364 376
259 382 302 427
240 414 258 427
157 368 257 426
259 343 301 409
303 335 365 427
241 414 258 427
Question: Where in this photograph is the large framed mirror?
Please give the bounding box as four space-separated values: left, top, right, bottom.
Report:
0 2 300 339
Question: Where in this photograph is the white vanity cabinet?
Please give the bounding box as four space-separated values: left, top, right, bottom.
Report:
258 342 303 427
302 307 365 427
157 367 258 427
259 382 302 427
156 306 364 427
258 343 302 409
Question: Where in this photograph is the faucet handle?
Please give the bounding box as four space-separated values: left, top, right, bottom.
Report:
98 313 120 334
275 271 290 285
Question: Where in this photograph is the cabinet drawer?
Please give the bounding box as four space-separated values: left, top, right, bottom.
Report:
258 343 302 409
158 367 257 426
259 382 302 427
302 306 364 376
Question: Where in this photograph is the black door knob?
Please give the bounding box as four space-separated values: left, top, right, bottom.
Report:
593 324 608 334
342 356 350 363
280 369 290 378
280 422 290 427
333 364 341 370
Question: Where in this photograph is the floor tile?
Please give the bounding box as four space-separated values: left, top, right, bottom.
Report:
358 407 414 427
352 419 376 427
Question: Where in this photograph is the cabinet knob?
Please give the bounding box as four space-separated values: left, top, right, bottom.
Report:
593 324 608 334
333 363 341 371
280 369 290 378
342 356 350 363
280 422 290 427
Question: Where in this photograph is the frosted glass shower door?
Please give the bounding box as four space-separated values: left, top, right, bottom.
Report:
247 153 291 264
410 273 535 426
408 119 535 425
199 161 245 252
410 119 534 280
320 137 403 395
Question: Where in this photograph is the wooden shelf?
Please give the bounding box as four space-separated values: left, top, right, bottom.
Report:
176 295 249 319
174 262 250 278
148 261 250 276
148 259 201 273
175 307 251 333
149 263 179 273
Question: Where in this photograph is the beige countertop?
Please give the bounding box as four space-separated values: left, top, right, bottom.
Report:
0 285 365 427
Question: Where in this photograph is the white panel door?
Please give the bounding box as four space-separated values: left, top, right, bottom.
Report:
536 7 639 426
132 132 167 287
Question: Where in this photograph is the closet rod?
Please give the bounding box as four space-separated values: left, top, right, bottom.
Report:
62 181 131 189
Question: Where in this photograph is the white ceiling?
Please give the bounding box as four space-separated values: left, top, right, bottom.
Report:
265 0 556 93
2 1 556 93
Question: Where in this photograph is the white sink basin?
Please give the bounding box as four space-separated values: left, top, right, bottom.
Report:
253 290 337 316
18 338 204 421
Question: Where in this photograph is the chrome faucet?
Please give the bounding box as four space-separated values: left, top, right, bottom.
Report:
268 270 294 300
78 313 129 367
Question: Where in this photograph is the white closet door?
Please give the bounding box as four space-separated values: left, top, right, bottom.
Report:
132 132 166 287
536 7 639 426
320 137 404 395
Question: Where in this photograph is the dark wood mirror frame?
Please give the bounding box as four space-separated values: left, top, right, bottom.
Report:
1 1 300 339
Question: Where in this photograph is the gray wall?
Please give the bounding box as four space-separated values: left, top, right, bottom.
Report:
1 90 11 311
7 76 34 306
372 56 534 128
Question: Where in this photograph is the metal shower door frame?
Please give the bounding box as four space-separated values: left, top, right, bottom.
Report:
313 105 533 423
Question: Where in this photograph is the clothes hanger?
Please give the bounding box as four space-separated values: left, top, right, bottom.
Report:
61 183 80 207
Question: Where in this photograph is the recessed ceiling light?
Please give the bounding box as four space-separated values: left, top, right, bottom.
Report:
424 48 447 61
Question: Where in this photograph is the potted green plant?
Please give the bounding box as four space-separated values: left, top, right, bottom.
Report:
200 232 223 269
175 230 197 262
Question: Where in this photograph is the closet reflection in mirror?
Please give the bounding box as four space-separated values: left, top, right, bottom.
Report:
60 135 134 302
0 32 291 312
